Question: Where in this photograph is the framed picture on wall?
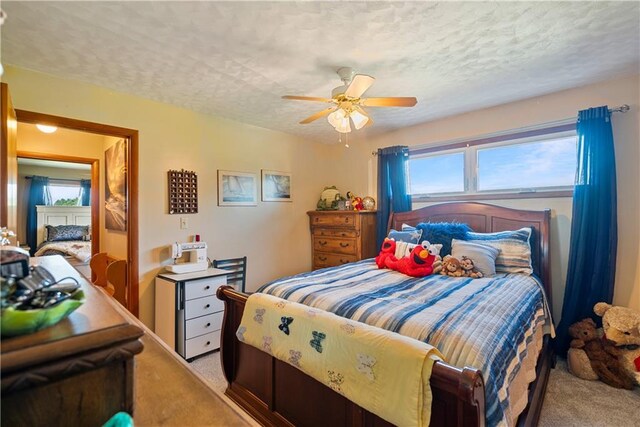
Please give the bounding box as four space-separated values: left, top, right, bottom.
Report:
105 139 127 231
218 170 258 206
261 170 292 202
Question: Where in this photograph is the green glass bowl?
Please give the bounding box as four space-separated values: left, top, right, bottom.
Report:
1 290 85 337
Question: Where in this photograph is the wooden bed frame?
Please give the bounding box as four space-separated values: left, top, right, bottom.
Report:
217 202 553 427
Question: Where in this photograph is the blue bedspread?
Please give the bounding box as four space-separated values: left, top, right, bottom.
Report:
259 259 554 427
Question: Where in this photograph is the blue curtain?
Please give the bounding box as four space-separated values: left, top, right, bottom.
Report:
80 179 91 206
26 176 50 255
556 106 617 355
376 146 412 248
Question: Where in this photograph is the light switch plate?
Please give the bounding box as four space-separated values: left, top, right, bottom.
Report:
180 217 188 229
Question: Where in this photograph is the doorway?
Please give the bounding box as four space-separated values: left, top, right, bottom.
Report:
15 110 140 317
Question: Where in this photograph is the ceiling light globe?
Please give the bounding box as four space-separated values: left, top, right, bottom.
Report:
36 124 58 134
350 110 369 130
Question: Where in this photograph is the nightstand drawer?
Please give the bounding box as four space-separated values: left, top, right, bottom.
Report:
311 214 355 227
313 253 357 268
185 295 223 320
184 276 226 301
313 237 357 255
185 331 220 359
185 312 223 339
312 229 357 238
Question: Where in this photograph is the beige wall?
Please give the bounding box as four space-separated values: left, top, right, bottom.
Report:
3 66 333 328
328 74 640 318
100 135 128 260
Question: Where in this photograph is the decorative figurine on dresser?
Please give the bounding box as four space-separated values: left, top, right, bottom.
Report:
307 210 377 270
155 267 230 361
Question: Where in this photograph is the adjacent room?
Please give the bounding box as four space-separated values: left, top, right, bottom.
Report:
0 2 638 427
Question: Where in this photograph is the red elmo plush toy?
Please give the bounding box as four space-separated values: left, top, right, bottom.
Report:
375 238 397 269
385 243 436 278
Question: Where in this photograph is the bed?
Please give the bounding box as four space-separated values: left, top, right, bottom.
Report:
33 205 93 267
217 202 554 427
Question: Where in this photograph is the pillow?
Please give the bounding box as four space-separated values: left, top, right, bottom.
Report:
465 227 533 275
46 225 90 242
451 239 499 277
403 222 471 257
388 228 422 244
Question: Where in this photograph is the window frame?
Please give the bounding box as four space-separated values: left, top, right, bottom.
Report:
409 125 576 202
408 147 467 197
47 179 83 206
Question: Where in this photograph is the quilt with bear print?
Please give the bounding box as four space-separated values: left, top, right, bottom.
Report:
237 292 444 427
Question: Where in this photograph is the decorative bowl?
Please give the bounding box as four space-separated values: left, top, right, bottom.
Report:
362 196 376 211
1 290 85 337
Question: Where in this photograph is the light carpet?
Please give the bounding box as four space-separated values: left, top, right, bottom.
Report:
191 353 640 426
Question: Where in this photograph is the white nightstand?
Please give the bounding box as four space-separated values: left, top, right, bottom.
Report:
155 268 230 360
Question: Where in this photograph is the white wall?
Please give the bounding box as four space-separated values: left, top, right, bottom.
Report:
3 66 334 328
327 74 640 318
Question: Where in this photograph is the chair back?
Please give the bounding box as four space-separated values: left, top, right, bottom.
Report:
89 252 110 288
213 256 247 293
107 260 128 306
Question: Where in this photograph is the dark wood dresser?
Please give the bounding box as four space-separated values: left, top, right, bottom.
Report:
307 210 377 270
1 255 144 427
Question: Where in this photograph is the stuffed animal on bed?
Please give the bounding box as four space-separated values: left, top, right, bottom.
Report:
460 256 483 279
384 242 436 278
375 238 397 269
440 255 465 278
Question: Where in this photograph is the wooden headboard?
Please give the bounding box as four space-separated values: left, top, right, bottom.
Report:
36 205 91 246
389 202 551 305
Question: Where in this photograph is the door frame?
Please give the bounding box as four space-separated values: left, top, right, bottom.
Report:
15 110 140 317
17 151 100 255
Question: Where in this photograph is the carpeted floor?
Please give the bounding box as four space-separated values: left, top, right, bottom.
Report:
191 353 640 426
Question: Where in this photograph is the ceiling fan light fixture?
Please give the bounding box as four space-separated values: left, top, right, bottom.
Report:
350 110 369 130
335 116 351 133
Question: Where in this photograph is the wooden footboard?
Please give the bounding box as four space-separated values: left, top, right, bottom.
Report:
218 286 486 427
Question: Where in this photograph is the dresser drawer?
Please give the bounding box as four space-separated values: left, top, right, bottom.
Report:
313 237 357 255
312 229 357 238
185 330 221 359
185 295 223 320
313 253 357 269
184 276 226 301
185 312 223 339
311 213 355 227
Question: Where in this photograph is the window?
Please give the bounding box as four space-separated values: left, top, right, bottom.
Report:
48 181 81 206
409 151 465 195
409 127 577 199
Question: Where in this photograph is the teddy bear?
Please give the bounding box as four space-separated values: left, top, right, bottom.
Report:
440 255 465 278
594 302 640 387
459 256 483 279
567 317 634 389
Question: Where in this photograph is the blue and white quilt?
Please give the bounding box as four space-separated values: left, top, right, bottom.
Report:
259 259 555 427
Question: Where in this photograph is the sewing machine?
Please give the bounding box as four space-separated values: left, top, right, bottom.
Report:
165 242 209 274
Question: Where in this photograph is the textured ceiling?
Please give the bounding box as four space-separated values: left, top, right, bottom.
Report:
2 2 639 143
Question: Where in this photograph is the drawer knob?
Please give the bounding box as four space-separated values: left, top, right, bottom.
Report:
339 242 349 248
318 240 327 246
319 256 327 261
205 304 211 309
206 341 211 346
340 259 349 264
206 322 211 327
204 285 211 290
344 218 349 223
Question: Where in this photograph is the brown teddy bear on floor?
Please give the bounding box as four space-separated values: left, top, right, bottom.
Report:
594 302 640 387
568 318 634 389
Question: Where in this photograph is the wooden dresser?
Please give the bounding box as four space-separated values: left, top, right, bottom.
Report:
307 210 377 270
1 255 144 427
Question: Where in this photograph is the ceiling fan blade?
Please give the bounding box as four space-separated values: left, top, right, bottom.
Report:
361 97 417 107
282 95 333 103
344 74 375 98
299 107 337 124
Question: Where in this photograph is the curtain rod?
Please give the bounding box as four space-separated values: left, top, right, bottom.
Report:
25 176 88 183
371 104 630 155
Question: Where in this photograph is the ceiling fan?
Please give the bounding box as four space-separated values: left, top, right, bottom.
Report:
282 67 417 133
